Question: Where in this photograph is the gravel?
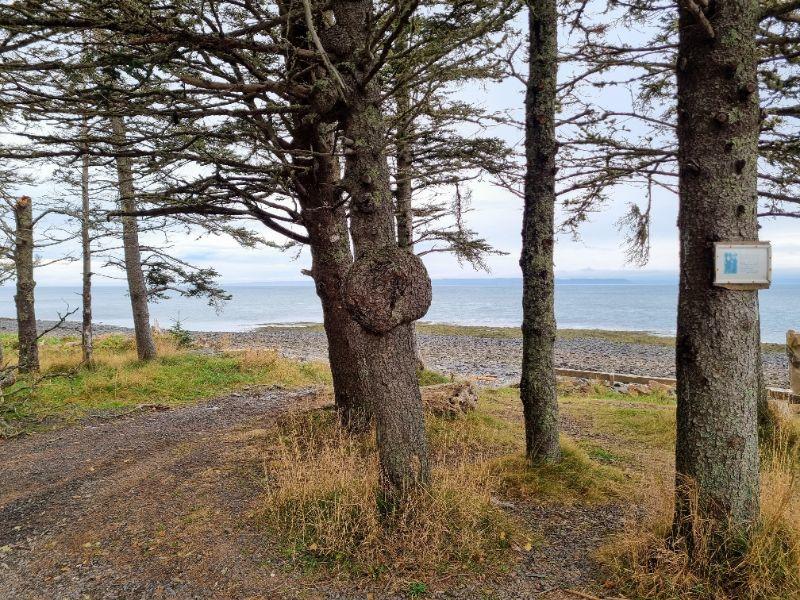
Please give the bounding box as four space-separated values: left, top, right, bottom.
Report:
2 317 790 388
195 325 790 389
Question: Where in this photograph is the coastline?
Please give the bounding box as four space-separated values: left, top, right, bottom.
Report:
1 317 790 388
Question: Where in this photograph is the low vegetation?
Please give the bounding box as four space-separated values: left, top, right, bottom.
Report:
3 331 798 596
599 407 800 600
256 385 633 587
0 333 330 437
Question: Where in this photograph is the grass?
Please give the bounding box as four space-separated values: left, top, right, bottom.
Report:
256 385 634 587
597 400 800 599
258 407 529 584
0 333 330 437
5 330 797 595
601 449 800 599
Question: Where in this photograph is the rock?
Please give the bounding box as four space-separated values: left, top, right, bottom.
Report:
627 383 651 396
611 381 629 394
648 380 674 394
421 382 478 418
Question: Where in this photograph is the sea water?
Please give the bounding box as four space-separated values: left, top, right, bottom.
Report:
0 280 797 343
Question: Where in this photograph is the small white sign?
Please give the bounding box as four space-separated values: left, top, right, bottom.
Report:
714 242 772 289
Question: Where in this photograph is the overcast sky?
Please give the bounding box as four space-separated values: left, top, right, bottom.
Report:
13 9 800 287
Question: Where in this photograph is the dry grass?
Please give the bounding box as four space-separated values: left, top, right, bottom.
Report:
258 408 529 584
256 386 635 586
601 421 800 600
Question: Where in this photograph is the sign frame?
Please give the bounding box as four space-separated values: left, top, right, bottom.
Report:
713 241 772 290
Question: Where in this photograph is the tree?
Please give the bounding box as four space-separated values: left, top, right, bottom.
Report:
79 116 93 364
110 114 157 360
673 0 762 540
520 0 560 463
10 196 39 372
0 0 519 499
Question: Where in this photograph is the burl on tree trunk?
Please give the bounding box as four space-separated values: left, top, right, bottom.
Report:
674 0 762 537
14 195 39 374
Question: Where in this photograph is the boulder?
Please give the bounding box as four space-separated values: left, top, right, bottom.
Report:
422 382 478 418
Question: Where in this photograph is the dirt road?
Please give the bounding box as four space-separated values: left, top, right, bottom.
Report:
0 386 627 599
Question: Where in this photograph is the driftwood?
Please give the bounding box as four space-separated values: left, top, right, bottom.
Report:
421 382 478 418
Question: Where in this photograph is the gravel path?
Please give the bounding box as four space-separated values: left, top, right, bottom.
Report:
0 384 626 599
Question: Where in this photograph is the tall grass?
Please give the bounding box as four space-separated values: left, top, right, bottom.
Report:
258 409 528 583
602 421 800 599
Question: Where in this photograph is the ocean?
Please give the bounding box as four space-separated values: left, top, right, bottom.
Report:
0 280 797 343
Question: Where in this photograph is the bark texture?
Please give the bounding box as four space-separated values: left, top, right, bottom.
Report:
674 0 761 533
393 67 425 371
519 0 560 463
333 0 432 495
80 119 93 364
110 116 157 361
281 3 374 430
13 196 39 374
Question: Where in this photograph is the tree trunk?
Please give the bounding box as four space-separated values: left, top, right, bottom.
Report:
394 73 425 372
13 196 39 374
519 0 560 463
674 0 761 537
335 0 432 497
304 198 374 430
280 3 375 429
110 115 157 361
81 117 93 364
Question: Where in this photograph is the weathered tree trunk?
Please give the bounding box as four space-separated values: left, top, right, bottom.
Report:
674 0 761 537
519 0 560 463
13 196 39 374
788 330 800 394
110 116 157 361
334 0 432 496
394 73 425 372
395 85 414 251
302 182 373 430
80 117 93 364
280 3 375 429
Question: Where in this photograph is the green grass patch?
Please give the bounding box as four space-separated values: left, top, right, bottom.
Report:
1 338 330 437
418 368 451 386
489 438 629 504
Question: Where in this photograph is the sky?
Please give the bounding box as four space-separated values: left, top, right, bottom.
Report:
8 9 800 287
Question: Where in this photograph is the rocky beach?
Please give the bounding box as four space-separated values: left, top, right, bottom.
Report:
1 317 790 388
